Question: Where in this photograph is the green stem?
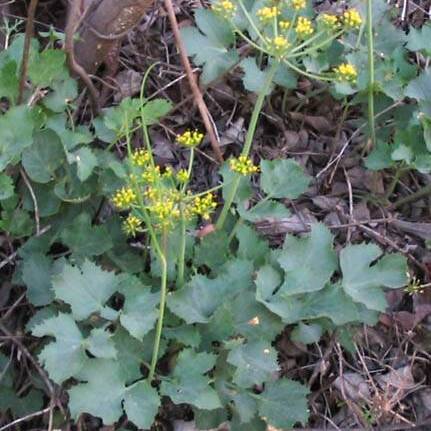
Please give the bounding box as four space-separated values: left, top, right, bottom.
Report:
181 148 194 194
284 59 333 82
234 28 272 55
289 30 326 54
216 61 279 230
288 30 344 58
237 0 266 44
148 226 168 382
139 63 160 167
367 0 376 148
391 184 431 210
384 164 404 201
177 211 186 289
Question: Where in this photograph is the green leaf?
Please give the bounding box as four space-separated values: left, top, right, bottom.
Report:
119 275 159 340
0 388 43 418
52 260 118 321
60 213 113 257
22 253 54 306
28 49 66 86
161 349 221 410
123 381 161 429
405 71 431 102
69 360 160 427
260 159 310 199
291 322 323 345
257 379 309 428
112 327 146 382
181 9 238 84
44 76 78 112
240 58 273 94
69 147 98 182
220 161 252 204
230 392 257 424
69 360 123 423
164 325 201 348
168 259 253 324
194 407 228 430
365 140 395 170
22 129 65 183
238 199 290 222
256 276 372 326
273 61 297 89
86 328 117 359
194 231 230 271
227 341 278 388
236 224 270 267
0 106 34 170
0 61 19 102
340 244 407 311
406 23 431 55
32 313 87 383
0 173 14 200
140 98 173 125
277 224 337 295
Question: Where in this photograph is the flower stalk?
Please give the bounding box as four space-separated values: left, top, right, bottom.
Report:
216 60 279 230
367 0 376 148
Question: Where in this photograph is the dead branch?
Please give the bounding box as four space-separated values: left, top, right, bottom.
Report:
17 0 39 104
73 0 154 74
163 0 224 164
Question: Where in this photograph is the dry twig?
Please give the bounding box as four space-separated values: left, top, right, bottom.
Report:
17 0 39 104
163 0 224 163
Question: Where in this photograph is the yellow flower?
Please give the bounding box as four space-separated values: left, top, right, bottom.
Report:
256 6 280 22
123 214 142 236
130 148 151 167
142 166 160 184
144 186 157 201
291 0 306 10
279 20 290 31
295 16 314 38
334 63 358 83
212 0 236 19
163 166 174 178
320 13 339 30
229 155 259 175
112 187 137 210
176 169 190 183
192 193 217 220
342 9 362 29
267 35 290 56
177 130 204 148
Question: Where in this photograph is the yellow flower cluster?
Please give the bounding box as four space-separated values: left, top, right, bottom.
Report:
123 215 142 236
149 196 181 227
112 187 136 210
212 0 236 18
320 13 339 30
279 20 290 31
295 16 314 38
334 63 357 83
267 35 290 55
192 193 217 220
131 148 151 166
163 166 174 178
176 169 189 183
256 6 280 22
177 130 204 148
142 165 161 184
229 155 259 175
342 9 362 29
291 0 306 10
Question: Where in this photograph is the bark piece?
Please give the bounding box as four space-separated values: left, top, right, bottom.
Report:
74 0 154 74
